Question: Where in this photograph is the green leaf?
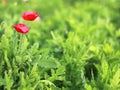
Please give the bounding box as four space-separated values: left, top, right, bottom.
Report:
0 77 5 86
38 57 60 68
84 83 92 90
110 69 120 89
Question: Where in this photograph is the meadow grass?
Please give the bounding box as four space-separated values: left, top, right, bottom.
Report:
0 0 120 90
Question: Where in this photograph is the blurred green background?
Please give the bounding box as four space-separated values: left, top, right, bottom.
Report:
0 0 120 45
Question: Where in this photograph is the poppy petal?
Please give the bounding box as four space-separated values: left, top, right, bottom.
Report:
13 24 29 34
22 11 39 21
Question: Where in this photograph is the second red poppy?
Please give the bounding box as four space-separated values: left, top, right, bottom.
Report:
13 23 29 34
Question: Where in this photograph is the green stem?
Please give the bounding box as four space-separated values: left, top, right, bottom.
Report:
4 50 11 68
18 34 24 54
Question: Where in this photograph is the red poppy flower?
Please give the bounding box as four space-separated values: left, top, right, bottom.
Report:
22 11 39 21
13 24 29 34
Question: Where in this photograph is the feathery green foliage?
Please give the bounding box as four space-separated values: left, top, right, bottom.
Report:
0 0 120 90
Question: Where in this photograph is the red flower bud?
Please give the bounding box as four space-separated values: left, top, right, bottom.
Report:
22 11 39 21
13 24 29 34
